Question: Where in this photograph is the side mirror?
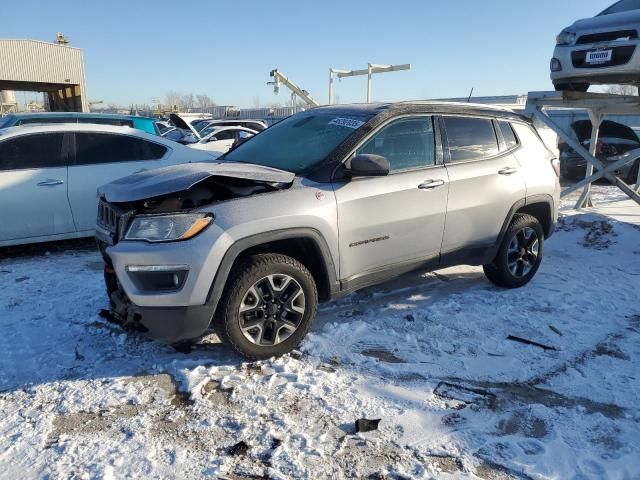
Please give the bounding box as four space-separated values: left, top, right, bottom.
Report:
208 136 218 142
348 154 390 177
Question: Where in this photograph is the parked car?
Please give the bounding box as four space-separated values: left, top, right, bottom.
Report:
0 112 160 135
551 0 640 91
96 101 560 359
559 119 640 181
0 123 216 247
188 126 257 155
194 119 268 133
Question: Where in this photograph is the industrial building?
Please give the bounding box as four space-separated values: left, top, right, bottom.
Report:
0 38 88 112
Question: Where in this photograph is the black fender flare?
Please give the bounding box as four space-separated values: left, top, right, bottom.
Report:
205 228 339 316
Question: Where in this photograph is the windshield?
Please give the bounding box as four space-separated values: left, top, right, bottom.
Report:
223 112 371 173
0 116 14 129
599 0 640 15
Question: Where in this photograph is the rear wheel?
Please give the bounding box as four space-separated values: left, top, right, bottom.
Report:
215 253 318 360
484 214 544 288
626 159 639 185
554 82 589 92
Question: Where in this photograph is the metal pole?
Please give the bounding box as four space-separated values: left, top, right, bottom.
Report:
367 63 373 103
328 69 333 105
576 110 602 209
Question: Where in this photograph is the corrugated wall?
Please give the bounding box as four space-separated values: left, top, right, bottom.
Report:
0 39 88 111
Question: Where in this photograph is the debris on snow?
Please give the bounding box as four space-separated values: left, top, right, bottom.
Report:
506 335 556 351
354 418 381 433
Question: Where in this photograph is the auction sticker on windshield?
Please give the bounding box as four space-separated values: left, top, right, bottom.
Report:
329 118 365 129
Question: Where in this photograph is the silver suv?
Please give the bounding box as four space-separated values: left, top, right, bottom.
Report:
96 102 561 359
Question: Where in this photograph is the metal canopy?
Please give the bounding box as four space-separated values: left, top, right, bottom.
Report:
525 91 640 209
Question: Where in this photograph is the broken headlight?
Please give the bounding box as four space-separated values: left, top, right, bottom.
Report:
124 213 212 243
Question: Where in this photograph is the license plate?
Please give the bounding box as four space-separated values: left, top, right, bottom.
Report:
586 49 612 64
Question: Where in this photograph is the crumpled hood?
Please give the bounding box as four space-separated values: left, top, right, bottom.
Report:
572 10 640 31
98 162 295 203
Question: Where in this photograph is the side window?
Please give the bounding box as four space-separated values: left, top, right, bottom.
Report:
74 133 166 165
237 130 253 139
215 130 236 141
0 133 66 171
499 121 519 150
357 117 435 171
443 117 499 162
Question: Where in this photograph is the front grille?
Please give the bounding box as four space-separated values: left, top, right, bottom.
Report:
576 30 638 45
97 200 119 234
572 45 636 68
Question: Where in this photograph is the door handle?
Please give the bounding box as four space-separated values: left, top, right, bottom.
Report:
134 168 148 174
498 167 518 176
37 179 64 187
418 179 445 190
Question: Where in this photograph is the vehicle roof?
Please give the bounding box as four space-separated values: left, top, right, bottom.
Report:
0 123 173 143
4 112 156 121
309 101 526 121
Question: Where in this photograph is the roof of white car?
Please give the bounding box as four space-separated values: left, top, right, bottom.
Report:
0 123 218 158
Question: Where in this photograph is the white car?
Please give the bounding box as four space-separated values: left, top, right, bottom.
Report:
0 123 217 247
188 126 257 155
551 0 640 91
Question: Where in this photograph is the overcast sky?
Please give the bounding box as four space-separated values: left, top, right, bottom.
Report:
2 0 612 107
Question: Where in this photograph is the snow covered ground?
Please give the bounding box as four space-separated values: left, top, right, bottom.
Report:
1 185 639 479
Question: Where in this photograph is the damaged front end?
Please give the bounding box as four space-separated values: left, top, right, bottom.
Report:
95 161 296 340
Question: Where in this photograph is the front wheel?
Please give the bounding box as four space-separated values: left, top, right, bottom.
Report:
484 214 544 288
215 253 318 360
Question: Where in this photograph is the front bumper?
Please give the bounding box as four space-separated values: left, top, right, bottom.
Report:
99 220 233 342
551 38 640 84
106 280 214 342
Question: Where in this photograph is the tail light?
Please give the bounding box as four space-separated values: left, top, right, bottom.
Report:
551 158 561 177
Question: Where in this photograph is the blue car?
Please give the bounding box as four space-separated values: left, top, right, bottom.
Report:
0 112 159 135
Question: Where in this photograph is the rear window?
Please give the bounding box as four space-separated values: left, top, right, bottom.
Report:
499 121 519 150
74 133 167 165
599 0 640 15
0 133 65 171
443 116 499 162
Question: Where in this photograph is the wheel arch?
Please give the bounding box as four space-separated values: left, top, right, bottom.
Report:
207 228 340 320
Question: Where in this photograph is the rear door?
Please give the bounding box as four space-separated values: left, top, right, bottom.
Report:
333 116 449 280
0 132 75 242
67 132 169 232
440 115 526 254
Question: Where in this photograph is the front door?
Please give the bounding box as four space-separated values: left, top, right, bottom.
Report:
0 132 75 242
67 132 169 232
333 116 449 280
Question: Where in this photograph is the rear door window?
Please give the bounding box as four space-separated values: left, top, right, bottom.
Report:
499 121 519 150
443 116 499 162
73 133 167 165
0 133 66 171
357 117 435 171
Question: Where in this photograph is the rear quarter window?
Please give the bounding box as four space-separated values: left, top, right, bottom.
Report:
499 121 519 150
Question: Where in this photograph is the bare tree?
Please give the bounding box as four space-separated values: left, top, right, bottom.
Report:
165 90 182 110
605 84 639 96
195 93 214 110
180 93 195 112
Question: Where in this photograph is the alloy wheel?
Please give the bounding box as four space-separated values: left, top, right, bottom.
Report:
238 274 306 346
507 227 539 277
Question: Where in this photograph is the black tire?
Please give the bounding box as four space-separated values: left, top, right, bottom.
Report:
214 253 318 360
626 159 639 185
554 82 589 92
483 214 544 289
